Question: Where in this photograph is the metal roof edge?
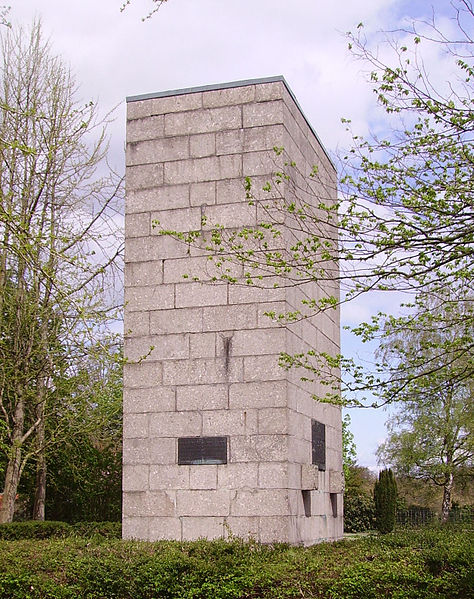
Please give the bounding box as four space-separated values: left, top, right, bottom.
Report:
126 76 335 170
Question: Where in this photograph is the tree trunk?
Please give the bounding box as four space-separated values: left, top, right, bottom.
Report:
32 456 46 520
32 401 46 520
0 428 22 523
441 472 454 523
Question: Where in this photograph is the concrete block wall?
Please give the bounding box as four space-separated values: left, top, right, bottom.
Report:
124 76 343 544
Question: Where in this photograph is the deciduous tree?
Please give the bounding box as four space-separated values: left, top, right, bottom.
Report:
156 1 473 408
376 293 473 521
0 21 123 523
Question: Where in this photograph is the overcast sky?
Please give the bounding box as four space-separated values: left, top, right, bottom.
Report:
9 0 459 469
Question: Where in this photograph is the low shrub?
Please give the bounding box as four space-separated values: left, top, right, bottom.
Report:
71 521 121 539
0 520 121 540
344 493 376 532
0 520 71 540
0 525 471 598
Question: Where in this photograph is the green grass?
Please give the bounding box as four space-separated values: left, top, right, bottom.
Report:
0 525 472 598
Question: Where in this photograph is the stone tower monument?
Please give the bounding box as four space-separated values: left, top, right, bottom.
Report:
123 76 343 544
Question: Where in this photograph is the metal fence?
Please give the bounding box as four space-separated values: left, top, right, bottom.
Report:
396 506 473 527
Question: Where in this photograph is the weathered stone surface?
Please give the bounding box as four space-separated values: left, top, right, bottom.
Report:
148 517 182 541
125 284 175 312
123 464 149 492
301 464 319 490
202 409 258 436
127 115 164 143
127 163 163 191
123 387 175 414
190 181 216 206
164 154 242 185
217 463 258 489
123 437 176 466
182 517 225 540
126 136 189 166
175 281 227 308
127 185 190 214
149 411 202 437
176 384 227 411
229 380 287 409
127 92 202 120
124 78 342 545
176 490 231 516
149 465 190 490
165 106 242 136
202 85 255 108
231 489 289 517
190 132 216 158
123 490 175 517
189 465 217 489
329 470 344 494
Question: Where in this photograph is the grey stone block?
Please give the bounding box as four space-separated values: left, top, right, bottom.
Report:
123 386 175 414
123 490 175 517
149 411 202 437
126 184 190 214
124 361 162 389
123 413 149 439
224 516 259 541
148 517 182 541
182 517 225 540
151 206 202 233
217 463 258 489
162 357 243 386
189 465 217 489
202 85 255 108
149 465 190 490
165 106 242 136
202 304 257 332
258 407 288 435
202 409 258 436
229 380 287 409
123 437 176 466
175 281 228 308
190 181 216 206
123 464 149 492
176 384 227 411
124 334 189 363
149 307 203 335
243 100 284 128
230 434 288 462
243 354 285 382
190 132 216 158
127 163 163 191
301 464 319 490
127 115 164 142
177 490 231 516
126 136 189 166
329 470 344 494
258 462 289 489
164 154 242 185
125 284 175 312
125 212 150 238
203 202 256 229
231 489 289 517
124 310 150 337
189 332 217 358
122 516 150 540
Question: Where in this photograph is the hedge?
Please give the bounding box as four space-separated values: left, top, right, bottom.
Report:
0 525 471 598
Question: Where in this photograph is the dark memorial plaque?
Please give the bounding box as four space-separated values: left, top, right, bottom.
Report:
178 436 228 465
311 420 326 471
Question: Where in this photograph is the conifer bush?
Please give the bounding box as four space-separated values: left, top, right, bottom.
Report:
373 468 397 533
